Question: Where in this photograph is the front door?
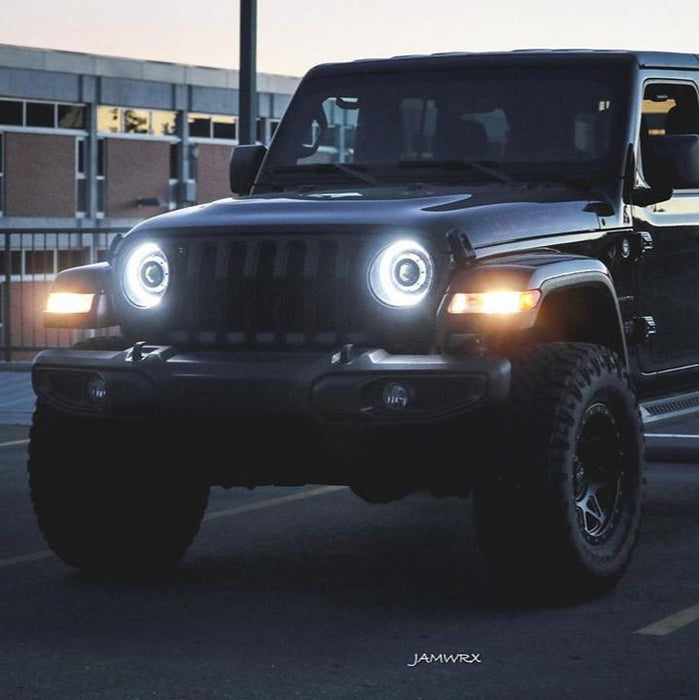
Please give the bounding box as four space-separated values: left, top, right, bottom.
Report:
635 79 699 374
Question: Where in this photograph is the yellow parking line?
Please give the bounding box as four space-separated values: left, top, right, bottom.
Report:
0 439 30 450
636 602 699 636
0 485 347 570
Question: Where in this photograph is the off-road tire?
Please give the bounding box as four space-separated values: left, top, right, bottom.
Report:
473 342 645 600
28 404 210 574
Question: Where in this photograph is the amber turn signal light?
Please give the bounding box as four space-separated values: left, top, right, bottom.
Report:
448 290 541 315
45 292 95 314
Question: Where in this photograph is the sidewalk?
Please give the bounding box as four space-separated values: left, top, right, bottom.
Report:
0 368 35 426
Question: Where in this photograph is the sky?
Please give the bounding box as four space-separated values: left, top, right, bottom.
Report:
1 0 698 78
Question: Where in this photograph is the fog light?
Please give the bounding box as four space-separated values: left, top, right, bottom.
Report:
86 375 107 405
382 382 411 410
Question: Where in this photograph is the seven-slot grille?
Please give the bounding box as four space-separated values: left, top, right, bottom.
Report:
161 235 373 348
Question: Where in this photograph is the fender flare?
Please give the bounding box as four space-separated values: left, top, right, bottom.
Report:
440 251 628 364
43 262 116 329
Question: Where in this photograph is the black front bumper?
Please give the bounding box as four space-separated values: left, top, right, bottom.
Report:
33 345 510 424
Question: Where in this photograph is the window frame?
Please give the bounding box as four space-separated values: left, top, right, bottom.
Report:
637 77 699 193
96 105 178 139
0 98 86 132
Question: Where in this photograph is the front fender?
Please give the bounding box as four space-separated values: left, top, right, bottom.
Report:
43 262 116 329
439 250 628 363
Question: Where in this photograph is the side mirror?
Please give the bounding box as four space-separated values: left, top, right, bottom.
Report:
229 145 267 196
632 185 673 207
648 134 699 189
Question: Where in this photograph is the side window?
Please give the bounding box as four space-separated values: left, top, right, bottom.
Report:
640 82 699 186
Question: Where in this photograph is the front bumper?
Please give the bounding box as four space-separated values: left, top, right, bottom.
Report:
33 345 510 424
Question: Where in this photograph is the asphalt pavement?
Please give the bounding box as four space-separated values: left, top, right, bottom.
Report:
1 368 699 698
0 368 34 426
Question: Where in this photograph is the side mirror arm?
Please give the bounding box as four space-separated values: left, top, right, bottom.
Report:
623 143 673 207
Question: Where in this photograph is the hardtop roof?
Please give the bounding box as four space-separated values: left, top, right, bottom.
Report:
306 50 699 78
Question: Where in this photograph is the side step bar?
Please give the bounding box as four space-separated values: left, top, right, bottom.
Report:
641 390 699 425
641 390 699 463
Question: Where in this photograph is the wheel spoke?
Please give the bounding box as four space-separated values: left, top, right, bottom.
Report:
575 483 609 536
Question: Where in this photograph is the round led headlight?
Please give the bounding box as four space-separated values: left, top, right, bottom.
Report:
368 240 434 308
122 242 169 309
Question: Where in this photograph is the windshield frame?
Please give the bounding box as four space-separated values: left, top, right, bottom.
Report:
256 54 636 193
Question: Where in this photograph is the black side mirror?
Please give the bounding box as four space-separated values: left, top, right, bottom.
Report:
633 184 673 207
650 134 699 189
229 145 267 196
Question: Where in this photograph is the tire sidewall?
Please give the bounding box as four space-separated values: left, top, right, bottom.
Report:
547 351 645 580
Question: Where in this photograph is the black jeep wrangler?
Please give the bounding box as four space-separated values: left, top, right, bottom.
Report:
30 50 699 598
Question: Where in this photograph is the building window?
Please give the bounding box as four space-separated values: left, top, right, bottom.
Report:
24 250 55 275
26 102 55 128
0 251 22 278
0 101 22 126
97 106 177 136
256 118 267 144
76 138 86 217
152 110 177 136
96 139 106 217
57 249 87 271
189 113 237 140
0 248 88 281
58 104 85 129
213 117 236 140
0 99 85 130
123 108 150 134
97 106 121 133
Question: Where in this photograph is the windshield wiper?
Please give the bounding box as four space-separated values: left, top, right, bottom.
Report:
397 159 514 185
272 163 380 186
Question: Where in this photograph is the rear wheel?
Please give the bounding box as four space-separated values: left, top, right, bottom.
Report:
28 404 209 574
473 343 645 600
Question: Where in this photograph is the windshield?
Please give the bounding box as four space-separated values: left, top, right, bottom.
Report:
259 61 632 190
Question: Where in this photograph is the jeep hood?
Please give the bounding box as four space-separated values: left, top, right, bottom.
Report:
131 185 605 254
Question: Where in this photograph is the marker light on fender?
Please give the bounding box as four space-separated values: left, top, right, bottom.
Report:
448 290 541 315
45 292 95 314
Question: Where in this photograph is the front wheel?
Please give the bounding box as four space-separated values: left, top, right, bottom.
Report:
473 343 645 600
28 405 210 574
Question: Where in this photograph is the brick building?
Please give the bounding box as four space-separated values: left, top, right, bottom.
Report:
0 44 300 357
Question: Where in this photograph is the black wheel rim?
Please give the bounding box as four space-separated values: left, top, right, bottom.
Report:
573 402 625 543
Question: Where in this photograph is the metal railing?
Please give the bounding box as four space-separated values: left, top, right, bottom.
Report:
1 228 129 362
